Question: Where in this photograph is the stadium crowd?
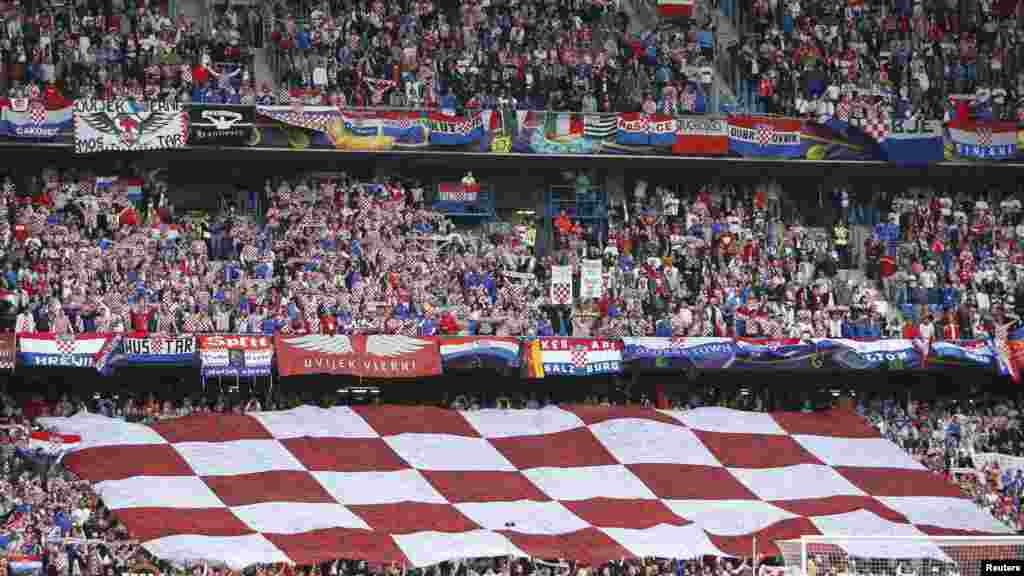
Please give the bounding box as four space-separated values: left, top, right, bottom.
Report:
727 0 1024 122
0 386 1021 576
4 166 1024 340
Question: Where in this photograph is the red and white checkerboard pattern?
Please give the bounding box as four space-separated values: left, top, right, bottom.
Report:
54 336 76 355
29 102 47 125
551 283 572 305
977 126 993 147
755 125 775 147
835 102 850 123
571 348 588 368
43 406 1010 570
862 117 890 143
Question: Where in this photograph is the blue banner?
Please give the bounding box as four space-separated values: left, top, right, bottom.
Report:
115 334 196 366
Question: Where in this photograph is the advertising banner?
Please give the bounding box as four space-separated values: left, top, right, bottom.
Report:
116 333 197 366
198 335 273 377
74 100 187 153
188 105 254 145
275 335 442 378
17 333 120 372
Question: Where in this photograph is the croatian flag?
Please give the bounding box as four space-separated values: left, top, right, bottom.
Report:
120 178 144 202
946 119 1017 160
18 333 121 372
28 430 81 455
657 0 694 17
727 116 804 158
8 556 42 575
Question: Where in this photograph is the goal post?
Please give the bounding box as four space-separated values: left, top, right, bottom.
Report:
777 536 1024 576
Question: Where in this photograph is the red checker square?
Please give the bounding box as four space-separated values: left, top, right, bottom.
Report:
916 526 1006 537
707 517 820 558
152 414 274 443
772 410 879 438
348 503 481 535
562 498 690 529
835 467 965 498
421 471 551 503
354 406 480 437
203 471 337 507
490 428 618 470
693 431 823 469
63 445 194 483
627 464 757 500
265 528 408 567
282 438 410 472
114 508 253 542
502 528 633 565
771 495 909 524
566 406 683 427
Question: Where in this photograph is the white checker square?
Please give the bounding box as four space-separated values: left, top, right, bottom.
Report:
455 500 590 535
384 434 517 472
95 476 224 510
793 435 926 470
393 530 527 568
600 524 724 559
38 414 169 450
251 406 379 439
313 469 447 506
144 534 290 570
729 464 866 501
523 465 657 501
590 419 721 466
877 496 1015 534
662 500 797 536
231 502 371 534
462 406 585 439
665 407 787 435
173 440 307 477
810 509 948 561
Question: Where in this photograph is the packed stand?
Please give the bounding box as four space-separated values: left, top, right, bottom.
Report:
725 0 1024 122
3 169 1024 339
0 0 253 104
862 394 1024 532
260 0 718 114
0 168 266 335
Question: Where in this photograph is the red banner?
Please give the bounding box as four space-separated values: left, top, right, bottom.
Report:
275 335 442 378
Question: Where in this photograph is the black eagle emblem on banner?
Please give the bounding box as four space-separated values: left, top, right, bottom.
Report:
79 110 177 148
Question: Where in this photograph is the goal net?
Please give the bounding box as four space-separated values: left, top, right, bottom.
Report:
777 537 1024 576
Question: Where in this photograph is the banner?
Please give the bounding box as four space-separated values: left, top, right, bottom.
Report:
17 333 119 372
673 117 729 155
439 337 520 370
580 260 604 300
813 338 925 370
7 556 42 575
74 100 187 153
658 0 694 16
116 333 196 366
0 99 73 139
275 335 442 378
198 334 272 377
524 338 622 377
342 110 425 143
972 452 1024 474
946 119 1017 160
28 430 80 456
616 113 677 147
727 116 803 158
550 266 573 305
0 333 14 370
427 112 483 145
188 105 254 145
927 340 996 369
882 119 944 165
437 182 478 203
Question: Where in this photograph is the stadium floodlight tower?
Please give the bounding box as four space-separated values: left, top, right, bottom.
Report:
777 536 1024 576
